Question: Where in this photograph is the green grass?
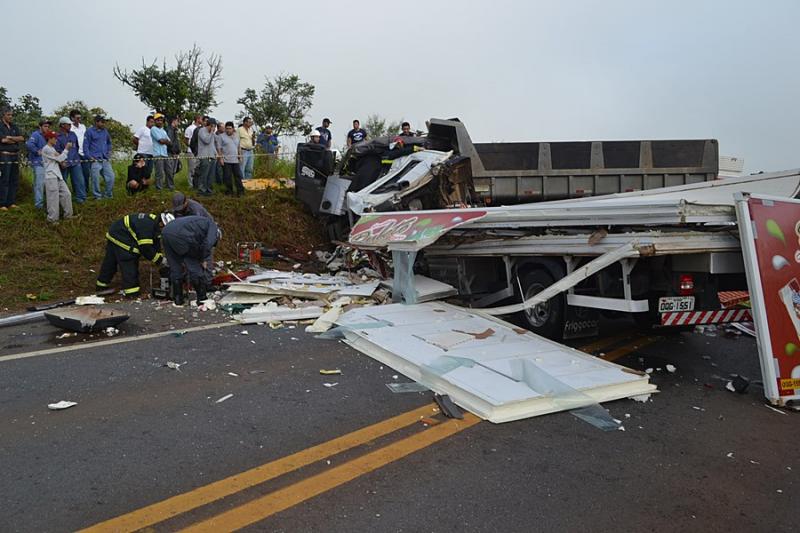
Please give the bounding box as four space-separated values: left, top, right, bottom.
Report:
0 156 325 311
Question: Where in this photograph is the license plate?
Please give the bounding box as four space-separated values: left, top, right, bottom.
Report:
658 296 695 312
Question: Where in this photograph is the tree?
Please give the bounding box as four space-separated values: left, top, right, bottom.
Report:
0 87 44 136
236 74 315 135
364 114 403 139
113 44 223 118
51 100 133 155
0 86 10 110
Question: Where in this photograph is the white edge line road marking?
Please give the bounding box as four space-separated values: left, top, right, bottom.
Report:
0 321 239 363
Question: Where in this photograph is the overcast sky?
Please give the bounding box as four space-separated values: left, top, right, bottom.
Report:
3 0 798 172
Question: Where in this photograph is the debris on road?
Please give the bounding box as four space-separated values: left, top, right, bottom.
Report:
335 301 657 424
765 404 788 415
323 382 339 388
56 332 77 339
215 394 234 404
434 394 464 419
725 375 750 394
666 364 677 373
47 401 77 410
319 369 342 375
228 372 239 377
164 361 183 371
44 306 129 333
386 382 429 393
75 295 106 305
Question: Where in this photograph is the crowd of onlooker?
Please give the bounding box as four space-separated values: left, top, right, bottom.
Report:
0 106 417 223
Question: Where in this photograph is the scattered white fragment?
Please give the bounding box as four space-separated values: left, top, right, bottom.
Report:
392 375 399 380
617 426 625 431
624 413 631 419
691 406 704 411
250 340 256 344
215 394 234 404
725 381 736 392
291 337 299 341
726 452 734 458
777 489 783 494
48 401 77 410
228 372 239 377
323 382 339 388
292 263 301 269
645 368 654 374
240 330 249 335
104 327 119 337
198 299 217 312
165 361 182 371
631 394 651 403
75 295 105 305
765 405 787 415
666 364 677 373
750 460 760 465
56 332 77 339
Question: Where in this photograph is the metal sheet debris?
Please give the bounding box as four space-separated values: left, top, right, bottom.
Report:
336 301 657 423
235 303 325 324
44 307 129 333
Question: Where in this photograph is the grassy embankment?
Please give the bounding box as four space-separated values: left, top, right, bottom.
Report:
0 156 325 311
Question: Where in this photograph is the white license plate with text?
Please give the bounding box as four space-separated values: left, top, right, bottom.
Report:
658 296 695 312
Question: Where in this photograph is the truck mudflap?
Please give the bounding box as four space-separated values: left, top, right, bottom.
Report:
661 308 752 326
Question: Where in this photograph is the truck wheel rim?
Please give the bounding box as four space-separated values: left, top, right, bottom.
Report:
524 282 550 327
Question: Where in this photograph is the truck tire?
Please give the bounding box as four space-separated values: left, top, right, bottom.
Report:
515 269 565 340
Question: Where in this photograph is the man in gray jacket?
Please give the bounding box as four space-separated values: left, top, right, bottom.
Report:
196 118 219 196
161 215 220 305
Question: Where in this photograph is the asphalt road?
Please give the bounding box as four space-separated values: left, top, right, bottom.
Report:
0 303 797 532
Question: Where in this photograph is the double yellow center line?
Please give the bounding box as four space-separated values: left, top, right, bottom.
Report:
81 330 653 532
80 405 476 532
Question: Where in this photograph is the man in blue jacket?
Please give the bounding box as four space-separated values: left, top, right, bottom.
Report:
161 215 220 305
83 115 115 199
25 119 51 209
55 117 86 203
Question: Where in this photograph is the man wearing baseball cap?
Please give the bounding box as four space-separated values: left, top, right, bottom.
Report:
41 130 74 223
25 118 52 209
171 191 212 220
150 113 173 190
55 117 86 203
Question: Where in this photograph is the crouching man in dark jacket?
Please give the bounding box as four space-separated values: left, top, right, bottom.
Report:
161 215 220 305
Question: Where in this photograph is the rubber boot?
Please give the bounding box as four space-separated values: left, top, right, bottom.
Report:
172 282 185 306
194 283 208 306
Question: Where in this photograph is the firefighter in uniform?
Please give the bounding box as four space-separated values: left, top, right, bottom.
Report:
95 212 172 296
160 215 220 306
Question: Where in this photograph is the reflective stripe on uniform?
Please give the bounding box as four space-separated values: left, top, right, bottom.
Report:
123 286 140 294
95 280 109 287
106 232 140 254
138 238 154 245
123 215 137 241
152 252 163 264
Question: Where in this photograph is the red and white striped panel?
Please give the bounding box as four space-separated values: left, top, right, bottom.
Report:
661 309 752 326
718 291 750 309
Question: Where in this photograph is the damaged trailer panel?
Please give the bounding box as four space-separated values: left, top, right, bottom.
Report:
337 301 656 424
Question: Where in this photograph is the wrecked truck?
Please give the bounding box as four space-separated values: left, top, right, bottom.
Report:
294 117 720 240
346 169 800 340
